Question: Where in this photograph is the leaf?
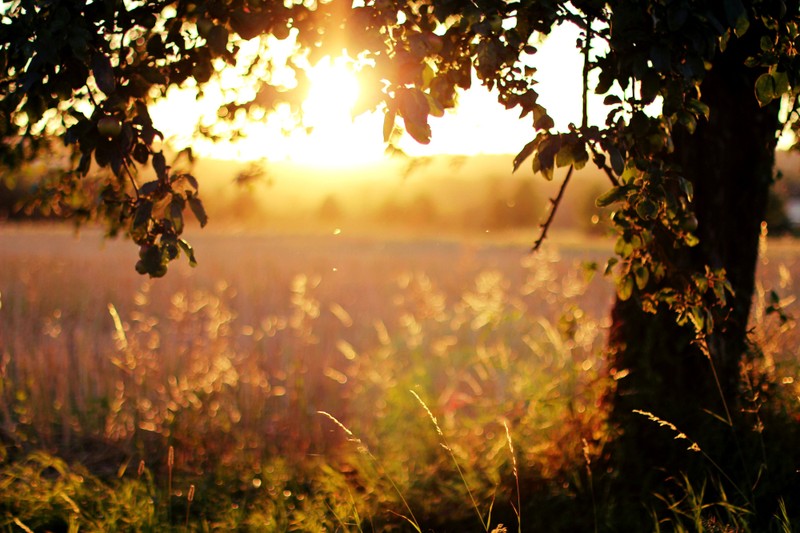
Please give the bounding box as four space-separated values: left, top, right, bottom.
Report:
131 200 152 242
397 88 431 144
686 99 710 120
678 177 694 201
383 108 396 143
556 140 575 168
617 275 634 301
153 152 167 180
604 257 619 275
596 186 628 207
188 195 208 227
640 70 660 104
133 143 149 164
609 146 625 176
534 111 555 131
139 180 159 197
634 265 650 290
723 0 746 28
169 197 184 233
635 199 658 220
755 72 777 106
91 52 116 95
513 138 538 172
207 25 229 56
178 239 198 267
424 93 444 117
572 143 589 170
772 71 790 96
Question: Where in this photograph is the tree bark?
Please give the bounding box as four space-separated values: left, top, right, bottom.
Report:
603 28 782 524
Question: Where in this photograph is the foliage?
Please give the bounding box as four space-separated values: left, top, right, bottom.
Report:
0 0 797 285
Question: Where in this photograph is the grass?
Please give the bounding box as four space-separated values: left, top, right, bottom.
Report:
0 225 798 530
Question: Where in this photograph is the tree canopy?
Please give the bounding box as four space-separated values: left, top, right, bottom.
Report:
0 0 794 307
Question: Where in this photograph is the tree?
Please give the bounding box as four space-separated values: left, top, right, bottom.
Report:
2 0 800 527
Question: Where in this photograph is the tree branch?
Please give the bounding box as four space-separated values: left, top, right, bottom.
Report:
581 17 592 130
588 142 620 187
532 165 574 253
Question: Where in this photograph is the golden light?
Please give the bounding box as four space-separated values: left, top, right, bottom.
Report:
149 25 601 166
282 56 387 167
301 56 360 129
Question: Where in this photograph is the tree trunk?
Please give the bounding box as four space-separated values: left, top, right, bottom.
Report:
603 30 781 525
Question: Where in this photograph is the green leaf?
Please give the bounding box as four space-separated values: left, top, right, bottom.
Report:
688 306 705 332
723 0 747 31
617 275 634 301
556 141 575 168
773 71 790 96
596 186 628 207
635 199 658 220
686 99 710 120
604 257 619 275
755 72 777 106
634 265 650 290
677 110 697 133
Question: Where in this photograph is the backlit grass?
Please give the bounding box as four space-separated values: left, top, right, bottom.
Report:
0 226 797 531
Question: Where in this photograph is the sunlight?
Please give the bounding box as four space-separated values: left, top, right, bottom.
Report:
302 56 359 130
283 56 387 167
149 25 602 167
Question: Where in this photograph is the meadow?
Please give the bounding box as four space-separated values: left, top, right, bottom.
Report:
0 224 798 531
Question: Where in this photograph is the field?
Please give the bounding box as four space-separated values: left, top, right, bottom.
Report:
0 225 798 531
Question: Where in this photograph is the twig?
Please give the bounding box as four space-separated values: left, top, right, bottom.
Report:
588 142 620 187
581 16 592 131
532 165 574 252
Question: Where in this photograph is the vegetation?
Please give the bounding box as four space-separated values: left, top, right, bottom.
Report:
3 0 800 529
0 228 797 531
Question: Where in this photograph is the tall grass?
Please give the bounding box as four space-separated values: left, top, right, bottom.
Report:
0 226 797 529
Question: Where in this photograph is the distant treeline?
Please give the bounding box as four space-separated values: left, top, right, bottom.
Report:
2 151 798 235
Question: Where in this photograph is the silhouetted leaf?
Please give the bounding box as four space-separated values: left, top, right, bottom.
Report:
609 146 625 176
188 195 208 227
153 152 167 180
513 138 538 172
91 52 116 94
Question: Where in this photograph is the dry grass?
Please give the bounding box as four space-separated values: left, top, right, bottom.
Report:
0 224 797 529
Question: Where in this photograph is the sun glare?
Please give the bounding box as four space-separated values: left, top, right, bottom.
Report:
284 56 385 167
302 57 360 129
150 25 600 167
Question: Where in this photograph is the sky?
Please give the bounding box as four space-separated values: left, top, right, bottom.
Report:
149 25 597 166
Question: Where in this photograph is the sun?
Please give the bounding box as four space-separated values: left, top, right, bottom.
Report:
281 56 386 167
301 56 360 130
